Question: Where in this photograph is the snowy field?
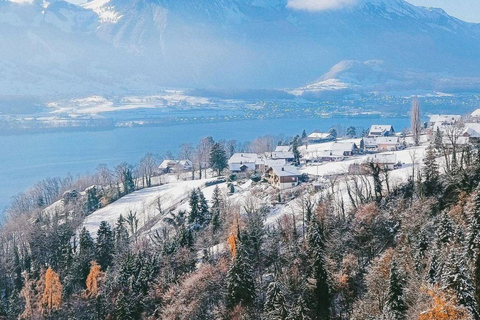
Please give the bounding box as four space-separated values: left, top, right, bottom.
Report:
82 178 217 236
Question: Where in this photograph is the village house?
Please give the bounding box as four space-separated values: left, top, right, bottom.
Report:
228 153 262 172
269 151 295 162
371 153 400 170
158 159 192 173
376 136 402 151
462 123 480 144
275 146 291 152
363 138 378 152
307 132 335 143
368 125 395 137
265 165 301 190
428 114 461 132
471 109 480 120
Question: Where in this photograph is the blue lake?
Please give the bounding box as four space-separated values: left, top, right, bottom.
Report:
0 115 410 212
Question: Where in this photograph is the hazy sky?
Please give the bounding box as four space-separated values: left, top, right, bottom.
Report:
68 0 480 23
406 0 480 23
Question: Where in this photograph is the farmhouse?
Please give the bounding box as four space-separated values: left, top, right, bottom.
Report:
428 114 461 132
228 153 261 172
376 136 401 151
368 125 395 137
269 151 295 162
158 159 192 173
265 165 301 190
371 153 399 170
307 132 334 143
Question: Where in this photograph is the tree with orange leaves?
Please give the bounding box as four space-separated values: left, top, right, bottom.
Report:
85 261 103 298
41 267 62 313
227 232 237 259
419 286 472 320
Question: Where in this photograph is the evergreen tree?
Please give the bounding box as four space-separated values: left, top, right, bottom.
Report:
292 136 302 165
387 262 406 320
306 219 331 319
209 142 228 176
442 249 480 319
423 144 440 196
329 128 338 139
346 126 356 138
226 243 255 309
86 186 100 212
434 127 443 150
264 280 288 320
198 189 210 225
302 129 307 140
188 189 200 225
287 296 311 320
211 185 222 234
437 212 454 244
96 221 115 270
115 215 130 252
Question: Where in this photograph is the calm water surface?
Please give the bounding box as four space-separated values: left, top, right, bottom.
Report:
0 116 410 211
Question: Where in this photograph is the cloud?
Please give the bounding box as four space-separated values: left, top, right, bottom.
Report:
286 0 359 12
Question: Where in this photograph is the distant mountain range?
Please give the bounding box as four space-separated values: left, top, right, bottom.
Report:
1 0 480 98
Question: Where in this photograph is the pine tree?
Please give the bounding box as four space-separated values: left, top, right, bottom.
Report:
198 189 210 225
115 215 130 252
307 219 331 319
86 186 100 212
188 189 200 225
226 243 255 309
302 129 307 140
96 221 114 270
437 212 454 244
434 127 443 150
347 126 356 138
287 296 311 320
442 249 480 319
411 97 422 146
292 136 302 165
209 142 228 176
211 185 222 234
387 262 407 320
423 144 440 196
264 280 288 320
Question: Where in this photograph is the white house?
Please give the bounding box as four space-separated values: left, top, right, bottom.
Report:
428 114 461 132
265 165 301 190
275 146 291 152
228 153 262 172
368 125 395 137
307 132 334 143
376 137 401 151
471 109 480 118
269 151 295 162
371 153 399 170
159 159 192 173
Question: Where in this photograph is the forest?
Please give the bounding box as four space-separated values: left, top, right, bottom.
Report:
0 134 479 320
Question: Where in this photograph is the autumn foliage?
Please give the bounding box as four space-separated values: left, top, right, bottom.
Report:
85 261 103 298
419 287 472 320
41 267 63 313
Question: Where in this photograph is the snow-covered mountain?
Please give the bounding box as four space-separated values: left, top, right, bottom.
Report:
290 60 480 96
1 0 480 97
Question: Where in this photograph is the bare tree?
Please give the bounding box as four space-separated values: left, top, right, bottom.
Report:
411 97 422 146
139 153 159 188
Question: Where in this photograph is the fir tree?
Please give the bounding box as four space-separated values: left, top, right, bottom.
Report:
287 296 311 320
96 221 115 270
307 219 331 319
423 144 440 196
114 215 130 252
387 262 406 320
434 127 443 150
437 212 454 244
226 243 255 309
211 185 222 232
302 129 307 140
442 249 480 319
346 126 356 138
209 142 228 176
198 189 210 225
264 280 288 320
292 136 302 165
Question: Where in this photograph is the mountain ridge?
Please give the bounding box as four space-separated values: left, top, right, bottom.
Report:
1 0 480 97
